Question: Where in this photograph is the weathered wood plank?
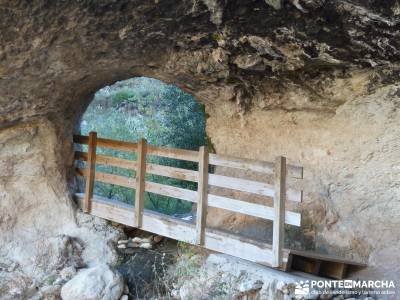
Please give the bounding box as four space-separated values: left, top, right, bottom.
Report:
96 172 136 189
74 134 303 178
209 153 303 178
208 173 301 202
97 155 136 170
134 138 147 228
147 145 198 162
209 153 274 174
272 156 286 268
76 168 136 189
209 173 274 197
204 229 277 266
145 181 197 203
207 194 301 226
76 167 301 226
78 166 197 204
146 163 198 182
77 167 301 226
76 151 198 182
74 135 138 152
96 138 138 152
75 151 137 170
288 249 367 267
74 194 290 267
75 193 135 224
196 146 209 245
83 132 97 213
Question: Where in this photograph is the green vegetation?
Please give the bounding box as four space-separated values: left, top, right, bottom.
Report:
78 77 206 215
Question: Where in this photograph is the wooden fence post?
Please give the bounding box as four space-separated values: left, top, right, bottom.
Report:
196 146 209 245
134 138 147 228
84 131 97 213
272 156 286 267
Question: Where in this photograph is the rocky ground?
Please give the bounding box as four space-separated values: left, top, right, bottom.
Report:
0 212 122 300
1 215 386 300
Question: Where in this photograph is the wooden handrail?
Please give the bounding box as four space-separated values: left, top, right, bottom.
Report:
73 133 304 268
74 134 138 152
209 153 303 178
74 135 303 177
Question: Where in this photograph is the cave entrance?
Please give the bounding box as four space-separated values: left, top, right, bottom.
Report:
75 77 207 216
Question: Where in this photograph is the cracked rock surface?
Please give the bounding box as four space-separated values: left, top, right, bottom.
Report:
0 0 399 124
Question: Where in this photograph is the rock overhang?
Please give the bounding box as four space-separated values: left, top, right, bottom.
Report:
0 0 399 129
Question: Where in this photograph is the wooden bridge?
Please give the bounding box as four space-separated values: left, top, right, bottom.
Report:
73 132 365 277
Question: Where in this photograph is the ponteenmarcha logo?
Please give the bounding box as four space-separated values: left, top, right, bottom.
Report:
294 279 396 296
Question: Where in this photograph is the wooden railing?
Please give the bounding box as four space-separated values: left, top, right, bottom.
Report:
73 132 303 268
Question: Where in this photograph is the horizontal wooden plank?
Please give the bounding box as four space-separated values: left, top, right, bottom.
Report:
96 137 137 152
74 193 135 223
76 168 136 189
74 135 303 178
145 181 197 203
77 165 300 202
209 153 303 179
209 153 274 174
208 174 302 202
76 151 198 182
96 172 136 189
75 151 137 170
209 173 274 197
204 229 275 266
74 194 290 267
207 194 301 226
74 135 137 152
289 249 367 267
146 163 198 182
77 168 300 225
147 145 198 162
96 155 136 170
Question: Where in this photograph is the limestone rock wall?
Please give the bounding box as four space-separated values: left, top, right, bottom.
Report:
0 120 121 298
0 120 74 261
206 83 400 282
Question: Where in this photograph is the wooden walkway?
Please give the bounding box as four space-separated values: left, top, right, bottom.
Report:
73 132 365 276
74 193 293 268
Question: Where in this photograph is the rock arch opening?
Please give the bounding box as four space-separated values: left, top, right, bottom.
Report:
74 77 207 216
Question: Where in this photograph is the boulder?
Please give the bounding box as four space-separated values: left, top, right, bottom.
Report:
61 264 123 300
175 253 326 299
